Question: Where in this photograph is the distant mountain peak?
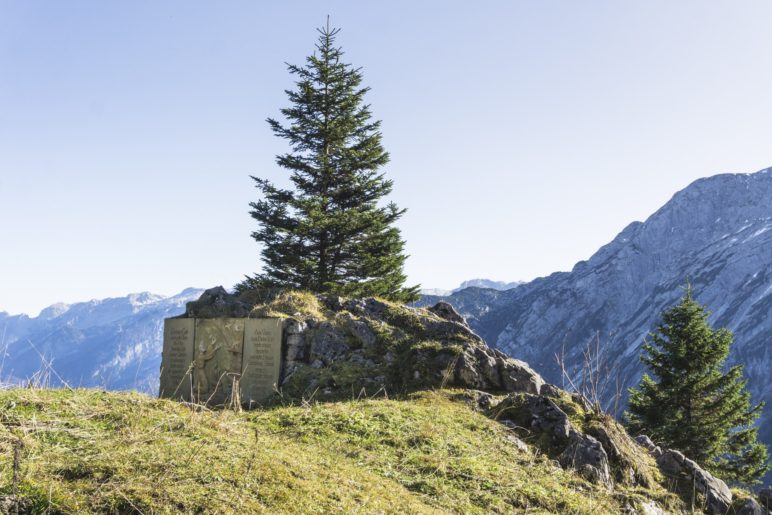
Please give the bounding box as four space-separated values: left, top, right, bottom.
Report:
417 167 772 483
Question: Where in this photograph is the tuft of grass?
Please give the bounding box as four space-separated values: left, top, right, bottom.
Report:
0 388 688 514
249 290 327 319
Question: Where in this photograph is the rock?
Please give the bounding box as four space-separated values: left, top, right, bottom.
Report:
349 351 376 368
343 297 390 319
505 434 529 452
540 383 564 398
283 319 307 362
559 430 612 487
308 322 349 365
738 498 766 515
497 355 543 395
455 351 485 389
635 435 663 458
428 301 469 327
655 449 732 514
495 394 572 441
638 500 667 515
345 318 376 348
184 286 251 318
759 488 772 509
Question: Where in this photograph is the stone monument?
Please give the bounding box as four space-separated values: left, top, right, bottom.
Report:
159 318 195 401
159 316 283 408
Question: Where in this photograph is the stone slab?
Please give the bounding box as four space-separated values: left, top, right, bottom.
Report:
192 318 245 406
159 318 195 401
241 318 283 407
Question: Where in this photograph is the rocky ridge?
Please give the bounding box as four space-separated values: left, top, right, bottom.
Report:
180 286 766 514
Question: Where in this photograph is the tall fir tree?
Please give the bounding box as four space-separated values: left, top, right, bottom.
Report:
239 21 419 302
624 285 769 484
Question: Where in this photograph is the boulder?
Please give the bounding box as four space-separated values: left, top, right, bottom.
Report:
184 286 251 318
559 430 612 487
428 301 469 327
496 354 544 394
495 394 571 441
655 449 732 514
738 498 767 515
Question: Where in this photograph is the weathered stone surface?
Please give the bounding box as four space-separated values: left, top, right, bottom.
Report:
738 498 767 515
495 393 571 441
540 383 564 398
497 354 544 394
308 322 349 365
559 430 612 487
185 286 251 318
192 318 245 406
655 449 732 514
241 318 282 407
428 301 468 327
159 318 195 401
346 318 376 348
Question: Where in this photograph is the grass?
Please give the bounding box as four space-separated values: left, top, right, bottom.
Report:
0 388 686 514
249 290 328 319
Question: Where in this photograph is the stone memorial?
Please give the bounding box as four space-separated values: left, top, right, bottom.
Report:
241 318 283 407
160 316 284 408
192 318 245 406
159 318 195 401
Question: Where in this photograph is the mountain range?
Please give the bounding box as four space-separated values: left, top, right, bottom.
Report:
0 288 203 391
418 167 772 478
1 167 769 480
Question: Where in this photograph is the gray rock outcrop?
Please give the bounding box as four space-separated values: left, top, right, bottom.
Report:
738 498 767 515
184 286 251 318
654 449 732 514
559 430 611 486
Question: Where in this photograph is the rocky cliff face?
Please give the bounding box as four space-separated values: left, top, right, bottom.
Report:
419 168 772 478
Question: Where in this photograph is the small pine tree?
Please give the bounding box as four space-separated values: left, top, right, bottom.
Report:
239 20 418 303
624 285 769 483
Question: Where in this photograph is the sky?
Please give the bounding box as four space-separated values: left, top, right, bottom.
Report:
1 1 771 316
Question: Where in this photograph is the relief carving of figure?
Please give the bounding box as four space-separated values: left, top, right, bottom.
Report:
193 336 221 398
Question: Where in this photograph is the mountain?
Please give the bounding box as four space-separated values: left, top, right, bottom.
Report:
420 279 524 297
0 288 204 391
418 167 772 471
454 279 524 292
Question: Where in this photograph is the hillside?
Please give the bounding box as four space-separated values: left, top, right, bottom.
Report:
418 168 772 474
0 387 705 514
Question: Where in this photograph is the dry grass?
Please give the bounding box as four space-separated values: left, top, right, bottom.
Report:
249 290 327 319
0 388 685 514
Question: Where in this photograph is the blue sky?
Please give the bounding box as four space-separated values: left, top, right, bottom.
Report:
2 1 771 315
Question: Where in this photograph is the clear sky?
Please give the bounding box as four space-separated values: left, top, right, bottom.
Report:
2 1 771 316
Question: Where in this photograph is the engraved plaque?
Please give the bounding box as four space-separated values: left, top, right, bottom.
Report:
159 318 195 401
193 318 245 406
241 318 283 406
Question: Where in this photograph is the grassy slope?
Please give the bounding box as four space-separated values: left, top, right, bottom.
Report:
0 388 687 514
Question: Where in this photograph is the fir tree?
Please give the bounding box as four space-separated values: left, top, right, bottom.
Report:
239 21 419 302
624 285 769 483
